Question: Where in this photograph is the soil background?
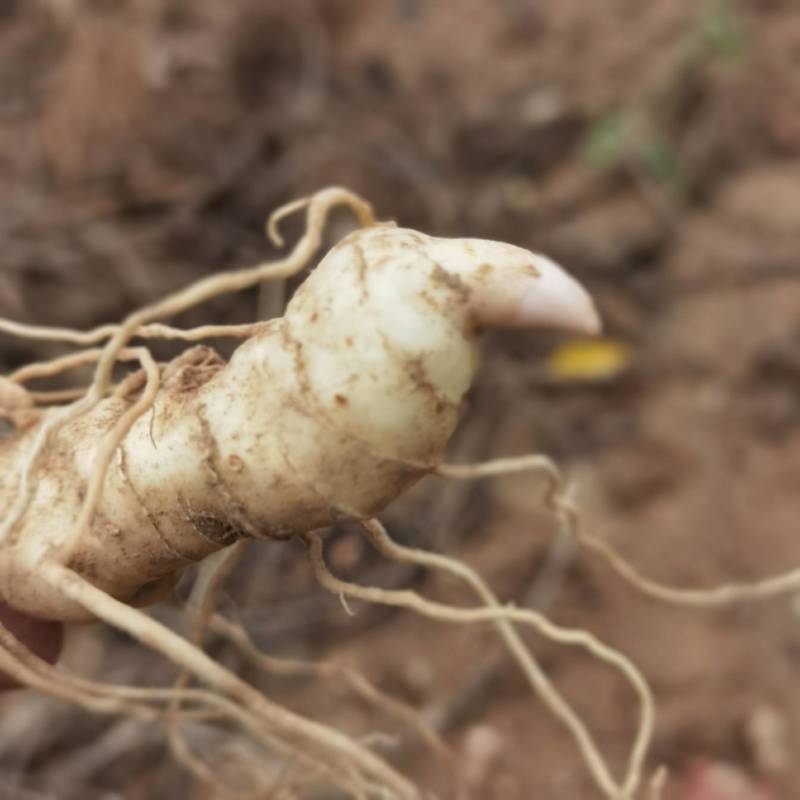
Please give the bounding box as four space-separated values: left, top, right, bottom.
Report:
1 1 800 798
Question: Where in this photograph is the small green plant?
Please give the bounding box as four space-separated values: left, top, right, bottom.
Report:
702 0 744 59
582 0 743 195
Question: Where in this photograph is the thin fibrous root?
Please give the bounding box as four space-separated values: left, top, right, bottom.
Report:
0 619 340 796
0 187 373 350
40 559 419 800
9 340 230 406
0 622 158 720
207 611 453 764
436 456 660 798
0 619 291 728
0 318 267 349
66 346 161 559
305 526 654 800
11 349 110 385
28 387 91 405
179 538 450 766
581 531 800 607
7 324 268 405
358 518 652 799
439 455 800 607
51 187 374 401
437 450 800 796
167 540 250 793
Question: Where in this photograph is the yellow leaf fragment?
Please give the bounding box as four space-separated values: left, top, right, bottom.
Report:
546 338 633 382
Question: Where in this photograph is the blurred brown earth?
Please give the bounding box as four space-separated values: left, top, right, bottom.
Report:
1 1 800 798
